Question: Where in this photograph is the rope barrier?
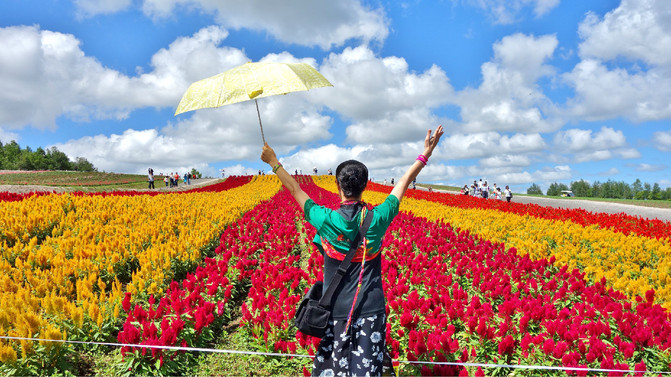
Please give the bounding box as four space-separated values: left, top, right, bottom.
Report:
1 336 667 374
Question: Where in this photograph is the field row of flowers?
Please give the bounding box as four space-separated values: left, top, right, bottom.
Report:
312 177 671 312
120 177 670 375
2 175 670 375
389 182 671 241
0 176 280 373
115 176 316 375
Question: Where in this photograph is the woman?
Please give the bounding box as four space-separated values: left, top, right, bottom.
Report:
261 125 444 376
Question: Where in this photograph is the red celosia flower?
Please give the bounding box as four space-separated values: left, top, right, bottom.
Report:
498 335 515 355
122 292 132 312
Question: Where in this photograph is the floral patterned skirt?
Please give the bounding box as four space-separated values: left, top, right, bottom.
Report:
312 313 395 377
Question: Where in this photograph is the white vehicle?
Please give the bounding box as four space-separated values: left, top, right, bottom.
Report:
561 190 574 197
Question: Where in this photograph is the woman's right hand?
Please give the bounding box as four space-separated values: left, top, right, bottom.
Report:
423 125 444 158
261 143 278 166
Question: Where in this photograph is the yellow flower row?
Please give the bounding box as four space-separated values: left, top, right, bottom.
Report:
0 176 281 361
313 176 671 310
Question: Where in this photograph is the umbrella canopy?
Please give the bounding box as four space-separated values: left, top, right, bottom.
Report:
175 61 332 113
174 62 332 143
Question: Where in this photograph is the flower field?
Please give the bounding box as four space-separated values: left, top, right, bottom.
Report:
0 175 670 376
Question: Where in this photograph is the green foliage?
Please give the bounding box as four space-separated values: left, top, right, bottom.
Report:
0 140 97 172
526 183 543 195
564 178 671 201
190 168 202 179
546 182 569 196
0 340 88 377
73 157 97 172
570 179 591 197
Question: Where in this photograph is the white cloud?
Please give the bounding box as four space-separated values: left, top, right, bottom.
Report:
137 0 388 49
0 128 19 144
564 0 671 122
479 154 531 168
574 150 612 163
563 60 671 122
463 0 561 24
220 164 259 177
475 164 571 186
599 167 620 176
454 33 561 133
635 163 666 172
440 132 546 159
534 165 571 181
553 126 626 152
313 46 452 144
552 127 640 163
653 131 671 151
53 92 334 174
0 25 243 129
617 148 641 159
578 0 671 66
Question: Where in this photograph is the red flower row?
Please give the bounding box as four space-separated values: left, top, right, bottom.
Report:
380 211 669 375
366 181 671 241
0 176 253 202
117 178 671 375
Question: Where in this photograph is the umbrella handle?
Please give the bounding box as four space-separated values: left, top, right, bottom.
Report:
255 99 266 144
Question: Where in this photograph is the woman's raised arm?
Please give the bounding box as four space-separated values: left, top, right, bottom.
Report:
261 143 310 211
390 125 444 203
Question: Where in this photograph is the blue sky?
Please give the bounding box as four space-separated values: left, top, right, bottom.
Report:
1 0 670 192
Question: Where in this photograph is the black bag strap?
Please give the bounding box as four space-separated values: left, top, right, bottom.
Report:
318 208 374 307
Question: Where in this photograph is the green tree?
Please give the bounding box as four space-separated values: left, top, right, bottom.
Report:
663 187 671 200
570 180 591 198
632 179 643 196
46 147 73 170
546 182 569 196
651 183 662 200
18 147 49 170
601 180 616 198
1 141 21 169
32 147 49 169
72 157 97 172
190 168 202 179
527 183 543 195
635 183 652 200
591 181 602 198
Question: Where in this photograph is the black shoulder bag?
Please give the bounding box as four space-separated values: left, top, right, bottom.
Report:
294 209 374 338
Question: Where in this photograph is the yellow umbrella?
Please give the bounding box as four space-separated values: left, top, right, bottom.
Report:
175 62 333 143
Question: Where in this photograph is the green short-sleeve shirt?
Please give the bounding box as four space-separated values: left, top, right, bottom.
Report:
304 195 400 319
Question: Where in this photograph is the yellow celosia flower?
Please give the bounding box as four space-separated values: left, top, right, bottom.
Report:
0 176 281 360
0 344 17 364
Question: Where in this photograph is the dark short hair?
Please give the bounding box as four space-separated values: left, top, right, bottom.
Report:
336 160 368 198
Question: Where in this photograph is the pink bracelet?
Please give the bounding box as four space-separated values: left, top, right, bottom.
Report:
416 154 428 166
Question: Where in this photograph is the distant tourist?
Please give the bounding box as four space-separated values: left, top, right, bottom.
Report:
504 185 512 202
147 168 155 189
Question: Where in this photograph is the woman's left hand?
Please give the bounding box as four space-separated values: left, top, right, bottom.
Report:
423 125 444 157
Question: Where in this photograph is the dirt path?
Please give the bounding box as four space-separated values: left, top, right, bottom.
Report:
511 194 671 222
